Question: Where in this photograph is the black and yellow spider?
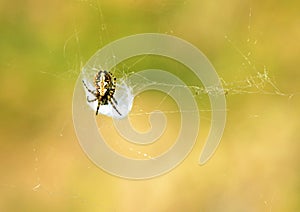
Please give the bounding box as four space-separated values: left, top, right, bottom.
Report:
82 70 121 116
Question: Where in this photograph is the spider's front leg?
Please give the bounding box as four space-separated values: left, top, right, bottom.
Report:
87 96 97 102
82 80 96 95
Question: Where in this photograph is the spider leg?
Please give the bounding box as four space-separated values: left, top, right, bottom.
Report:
82 80 96 95
96 100 101 115
112 96 118 105
109 98 122 116
87 96 97 102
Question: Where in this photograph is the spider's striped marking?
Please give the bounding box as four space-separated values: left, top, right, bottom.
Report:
82 70 121 116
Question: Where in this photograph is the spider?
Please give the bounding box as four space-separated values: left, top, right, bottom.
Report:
82 70 122 116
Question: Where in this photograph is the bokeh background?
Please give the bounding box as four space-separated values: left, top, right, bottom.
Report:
1 0 300 211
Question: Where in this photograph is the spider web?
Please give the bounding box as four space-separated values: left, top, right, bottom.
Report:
36 1 293 162
30 1 294 209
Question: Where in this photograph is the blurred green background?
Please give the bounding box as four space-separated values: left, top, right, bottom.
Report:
1 0 300 211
